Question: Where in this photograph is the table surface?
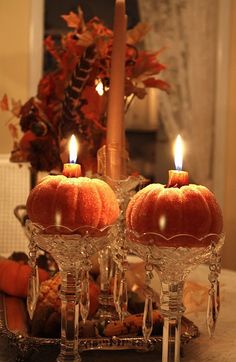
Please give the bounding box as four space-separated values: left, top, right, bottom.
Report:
1 264 236 362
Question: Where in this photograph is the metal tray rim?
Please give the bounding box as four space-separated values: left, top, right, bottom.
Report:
0 292 199 355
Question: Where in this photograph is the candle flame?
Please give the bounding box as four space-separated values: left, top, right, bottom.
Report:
174 135 184 171
95 79 104 96
69 135 78 163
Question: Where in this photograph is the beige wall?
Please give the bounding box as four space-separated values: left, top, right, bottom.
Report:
222 0 236 270
0 1 31 154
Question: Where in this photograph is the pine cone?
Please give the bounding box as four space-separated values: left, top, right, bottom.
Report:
31 272 100 338
103 311 163 337
31 273 61 337
36 273 61 312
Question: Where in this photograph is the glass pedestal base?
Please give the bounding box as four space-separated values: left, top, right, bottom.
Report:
126 230 225 362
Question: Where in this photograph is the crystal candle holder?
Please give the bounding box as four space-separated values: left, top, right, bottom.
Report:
97 175 145 322
14 205 41 319
96 143 147 322
126 229 225 362
26 220 116 362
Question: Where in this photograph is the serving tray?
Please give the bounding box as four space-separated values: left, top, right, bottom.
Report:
0 292 199 361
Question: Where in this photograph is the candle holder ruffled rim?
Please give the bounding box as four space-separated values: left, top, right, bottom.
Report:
25 220 117 269
124 230 224 290
25 220 115 238
125 229 225 250
125 229 225 362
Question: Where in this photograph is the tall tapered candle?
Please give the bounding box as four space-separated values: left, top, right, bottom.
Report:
106 0 127 179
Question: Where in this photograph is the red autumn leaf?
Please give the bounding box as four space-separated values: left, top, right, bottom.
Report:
38 73 58 99
44 36 62 65
80 86 107 130
44 35 56 52
87 17 113 38
125 79 147 99
95 38 110 58
61 11 82 29
62 32 83 55
76 31 94 47
0 94 9 111
8 123 18 139
126 22 151 45
131 51 166 80
143 78 170 92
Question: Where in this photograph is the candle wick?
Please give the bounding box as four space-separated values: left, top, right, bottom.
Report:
176 166 182 171
165 183 178 188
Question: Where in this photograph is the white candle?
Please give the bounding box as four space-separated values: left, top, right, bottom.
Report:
106 0 127 179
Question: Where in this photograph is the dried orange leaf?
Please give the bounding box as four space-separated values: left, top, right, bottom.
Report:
61 11 81 29
8 123 19 139
11 99 22 117
127 23 151 45
0 94 9 111
77 31 94 47
143 78 170 92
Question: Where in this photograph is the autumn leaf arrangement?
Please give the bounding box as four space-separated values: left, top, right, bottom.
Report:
0 7 169 174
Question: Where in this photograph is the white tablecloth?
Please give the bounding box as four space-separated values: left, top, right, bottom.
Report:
182 265 236 361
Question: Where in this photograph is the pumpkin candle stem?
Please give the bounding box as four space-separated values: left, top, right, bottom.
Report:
62 163 81 178
167 170 189 188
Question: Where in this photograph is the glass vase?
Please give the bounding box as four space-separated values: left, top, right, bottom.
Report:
126 230 225 362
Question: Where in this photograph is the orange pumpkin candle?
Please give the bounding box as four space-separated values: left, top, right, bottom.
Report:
126 135 223 245
27 134 120 232
27 176 120 231
62 134 81 178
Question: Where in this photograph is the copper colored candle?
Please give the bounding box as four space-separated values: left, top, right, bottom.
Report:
167 169 189 187
106 0 127 179
167 135 189 187
62 163 81 178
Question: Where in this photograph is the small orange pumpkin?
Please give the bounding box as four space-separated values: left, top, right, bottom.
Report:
126 183 223 246
26 175 119 231
0 258 49 298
